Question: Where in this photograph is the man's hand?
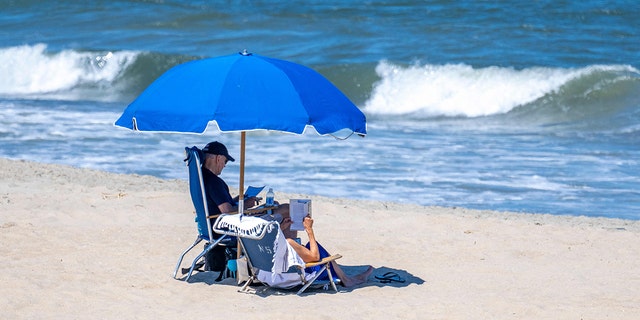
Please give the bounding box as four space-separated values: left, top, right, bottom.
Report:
243 196 258 208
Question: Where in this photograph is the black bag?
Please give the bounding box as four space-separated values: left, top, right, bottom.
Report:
204 245 237 269
204 245 228 272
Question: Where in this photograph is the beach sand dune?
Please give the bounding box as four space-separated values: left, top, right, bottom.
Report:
1 158 639 319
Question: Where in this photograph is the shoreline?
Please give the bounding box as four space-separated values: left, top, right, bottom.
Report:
2 157 639 319
4 156 639 225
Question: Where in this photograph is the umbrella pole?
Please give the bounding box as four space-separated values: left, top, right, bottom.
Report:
237 131 246 280
238 131 246 214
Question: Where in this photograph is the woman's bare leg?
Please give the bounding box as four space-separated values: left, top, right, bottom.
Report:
330 262 374 287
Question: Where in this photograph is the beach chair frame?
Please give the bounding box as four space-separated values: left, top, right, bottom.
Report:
173 146 232 282
213 214 342 295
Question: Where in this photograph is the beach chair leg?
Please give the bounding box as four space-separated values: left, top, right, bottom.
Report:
239 276 255 292
184 251 207 282
184 235 228 282
173 236 203 279
326 267 338 292
297 264 329 295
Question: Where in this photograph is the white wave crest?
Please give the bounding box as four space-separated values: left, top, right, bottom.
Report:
0 43 139 100
363 61 636 117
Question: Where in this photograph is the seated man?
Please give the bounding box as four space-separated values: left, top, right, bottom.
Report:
201 141 296 238
201 141 257 216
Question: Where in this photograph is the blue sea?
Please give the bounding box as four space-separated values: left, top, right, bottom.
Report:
1 1 639 219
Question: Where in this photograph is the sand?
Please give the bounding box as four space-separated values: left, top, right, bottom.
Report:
1 157 639 319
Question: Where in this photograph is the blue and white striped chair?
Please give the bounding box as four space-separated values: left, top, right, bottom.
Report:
213 214 342 295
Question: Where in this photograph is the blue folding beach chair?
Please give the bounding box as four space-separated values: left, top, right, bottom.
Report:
173 146 235 282
213 214 342 295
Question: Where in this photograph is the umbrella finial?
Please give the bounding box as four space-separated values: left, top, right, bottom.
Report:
240 49 252 56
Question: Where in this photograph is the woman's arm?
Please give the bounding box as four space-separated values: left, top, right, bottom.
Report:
286 217 320 263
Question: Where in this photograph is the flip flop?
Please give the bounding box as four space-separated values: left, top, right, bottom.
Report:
375 271 406 283
182 261 205 274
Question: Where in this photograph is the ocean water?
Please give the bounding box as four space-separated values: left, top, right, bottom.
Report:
1 1 639 219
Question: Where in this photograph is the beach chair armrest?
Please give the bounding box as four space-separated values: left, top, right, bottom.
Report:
244 204 278 215
206 205 278 219
304 254 342 268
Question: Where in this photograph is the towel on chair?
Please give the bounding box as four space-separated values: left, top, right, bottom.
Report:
215 214 308 288
258 227 309 288
215 214 269 238
271 224 305 273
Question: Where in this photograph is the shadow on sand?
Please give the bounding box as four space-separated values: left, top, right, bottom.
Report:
178 265 424 297
339 265 425 292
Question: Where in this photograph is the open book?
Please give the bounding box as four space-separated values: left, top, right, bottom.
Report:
289 199 311 231
244 185 265 198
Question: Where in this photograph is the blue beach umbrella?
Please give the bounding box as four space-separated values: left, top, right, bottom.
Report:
115 50 367 214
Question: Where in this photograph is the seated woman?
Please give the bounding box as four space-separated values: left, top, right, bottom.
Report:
280 215 373 287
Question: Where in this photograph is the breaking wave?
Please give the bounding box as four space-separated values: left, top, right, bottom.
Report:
363 61 640 121
0 44 197 103
2 43 638 129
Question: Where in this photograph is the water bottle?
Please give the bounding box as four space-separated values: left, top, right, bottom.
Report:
265 188 274 206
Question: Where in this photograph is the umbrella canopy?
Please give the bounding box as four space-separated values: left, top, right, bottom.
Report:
115 51 366 137
115 51 366 214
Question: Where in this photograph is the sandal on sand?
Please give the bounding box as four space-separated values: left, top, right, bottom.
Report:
182 261 205 274
375 272 406 284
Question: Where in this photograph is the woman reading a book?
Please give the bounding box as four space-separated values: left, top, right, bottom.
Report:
281 215 373 287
